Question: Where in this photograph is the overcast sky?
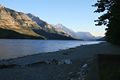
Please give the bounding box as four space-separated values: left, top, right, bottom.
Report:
0 0 106 36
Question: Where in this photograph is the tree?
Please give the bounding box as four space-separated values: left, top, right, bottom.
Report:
93 0 120 45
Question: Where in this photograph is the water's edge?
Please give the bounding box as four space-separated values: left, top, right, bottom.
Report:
0 39 102 60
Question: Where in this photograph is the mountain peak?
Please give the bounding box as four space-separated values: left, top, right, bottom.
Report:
0 4 5 8
56 23 64 26
55 24 66 29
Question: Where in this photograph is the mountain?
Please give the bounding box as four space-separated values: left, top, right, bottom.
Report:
75 32 96 41
0 5 74 40
0 5 101 40
54 24 78 39
54 24 97 40
27 13 74 40
26 13 47 29
0 5 45 39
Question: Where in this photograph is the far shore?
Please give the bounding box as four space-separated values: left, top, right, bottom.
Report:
0 42 120 80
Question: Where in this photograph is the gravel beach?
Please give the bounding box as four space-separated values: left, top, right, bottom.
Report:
0 42 120 80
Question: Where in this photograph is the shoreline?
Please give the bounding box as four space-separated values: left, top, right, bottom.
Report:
0 42 120 80
0 42 120 65
0 40 101 61
0 40 101 60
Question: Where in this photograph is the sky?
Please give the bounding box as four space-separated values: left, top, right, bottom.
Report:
0 0 106 36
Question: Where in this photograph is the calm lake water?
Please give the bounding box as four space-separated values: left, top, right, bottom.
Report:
0 39 101 60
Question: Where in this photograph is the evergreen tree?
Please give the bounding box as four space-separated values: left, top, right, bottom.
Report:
93 0 120 45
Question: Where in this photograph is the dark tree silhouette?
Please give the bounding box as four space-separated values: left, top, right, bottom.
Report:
93 0 120 45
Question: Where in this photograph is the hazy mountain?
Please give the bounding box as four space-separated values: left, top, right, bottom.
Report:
54 24 97 40
75 32 96 41
54 24 78 39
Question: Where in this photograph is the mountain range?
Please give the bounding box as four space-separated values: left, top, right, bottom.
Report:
0 5 74 40
54 24 99 40
26 13 73 40
0 5 102 40
26 14 98 40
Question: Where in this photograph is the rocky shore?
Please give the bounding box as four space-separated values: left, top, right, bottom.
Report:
0 42 120 80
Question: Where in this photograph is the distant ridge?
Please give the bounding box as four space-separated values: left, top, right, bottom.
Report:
54 24 97 40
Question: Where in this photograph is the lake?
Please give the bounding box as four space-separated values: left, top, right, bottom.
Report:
0 39 101 60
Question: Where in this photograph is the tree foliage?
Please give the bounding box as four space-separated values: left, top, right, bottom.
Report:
93 0 120 45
